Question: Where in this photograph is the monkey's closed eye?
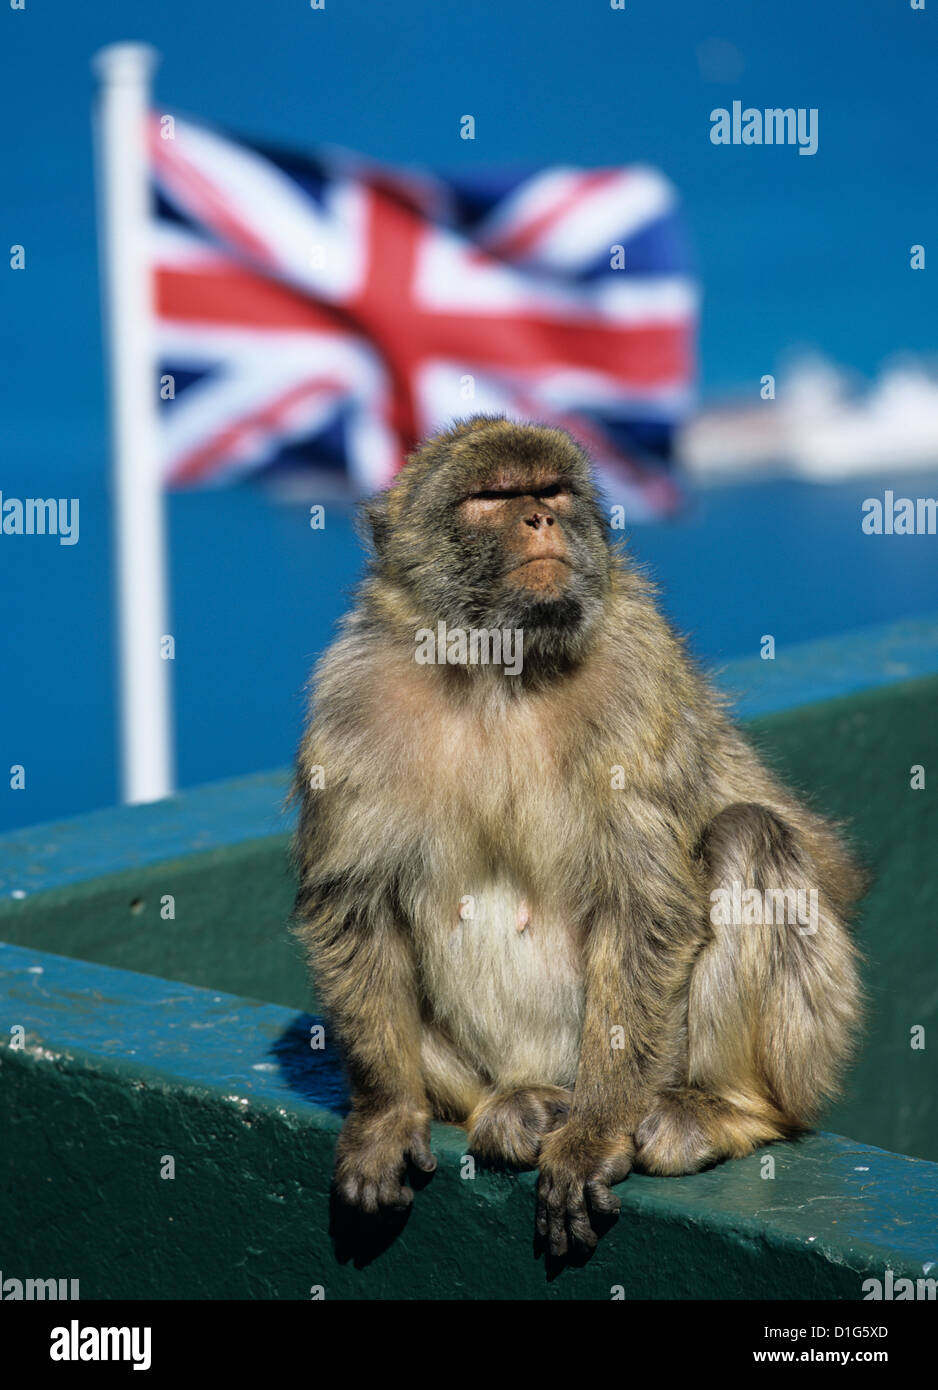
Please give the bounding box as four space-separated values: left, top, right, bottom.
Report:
467 484 569 502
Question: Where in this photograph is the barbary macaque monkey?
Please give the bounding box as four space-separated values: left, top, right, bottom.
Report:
292 416 863 1257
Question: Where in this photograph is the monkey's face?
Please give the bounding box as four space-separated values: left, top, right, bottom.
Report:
460 481 576 597
453 472 605 636
366 418 614 673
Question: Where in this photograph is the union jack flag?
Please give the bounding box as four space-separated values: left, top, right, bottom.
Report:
151 116 698 519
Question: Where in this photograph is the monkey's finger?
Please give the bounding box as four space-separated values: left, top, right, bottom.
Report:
535 1191 550 1238
586 1178 621 1217
543 1181 570 1256
359 1180 380 1215
407 1137 437 1173
603 1151 634 1186
336 1177 361 1208
566 1209 598 1253
378 1174 414 1211
564 1190 598 1253
536 1174 567 1253
548 1204 568 1258
537 1172 565 1216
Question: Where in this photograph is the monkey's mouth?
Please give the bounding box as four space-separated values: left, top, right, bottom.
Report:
503 556 574 600
505 554 572 576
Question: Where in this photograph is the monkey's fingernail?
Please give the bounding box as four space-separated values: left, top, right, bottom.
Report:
572 1226 598 1252
549 1230 568 1258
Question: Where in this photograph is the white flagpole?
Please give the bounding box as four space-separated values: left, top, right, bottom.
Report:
93 43 174 804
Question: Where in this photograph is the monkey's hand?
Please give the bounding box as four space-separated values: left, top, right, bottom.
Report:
333 1104 437 1215
535 1123 634 1257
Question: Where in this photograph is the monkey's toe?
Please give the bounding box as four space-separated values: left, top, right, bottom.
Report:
467 1085 571 1168
634 1087 784 1175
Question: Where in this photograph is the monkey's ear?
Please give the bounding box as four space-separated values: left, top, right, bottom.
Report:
359 491 391 558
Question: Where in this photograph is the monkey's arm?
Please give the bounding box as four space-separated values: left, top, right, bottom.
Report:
537 849 703 1255
294 873 437 1212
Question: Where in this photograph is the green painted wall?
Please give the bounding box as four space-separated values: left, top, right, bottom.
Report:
3 946 936 1301
1 675 935 1160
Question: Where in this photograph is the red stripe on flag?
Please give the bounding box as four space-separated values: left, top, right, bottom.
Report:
155 266 345 334
158 258 692 387
157 258 693 392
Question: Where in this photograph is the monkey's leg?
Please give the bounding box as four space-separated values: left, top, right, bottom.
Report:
467 1086 572 1167
294 882 438 1213
420 1023 489 1124
536 844 707 1256
420 1023 570 1164
635 802 861 1176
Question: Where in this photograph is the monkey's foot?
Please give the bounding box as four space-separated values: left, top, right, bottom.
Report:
634 1087 785 1175
536 1124 633 1258
467 1085 571 1167
333 1105 437 1213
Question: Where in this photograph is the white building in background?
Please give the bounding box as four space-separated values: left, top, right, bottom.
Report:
679 355 938 482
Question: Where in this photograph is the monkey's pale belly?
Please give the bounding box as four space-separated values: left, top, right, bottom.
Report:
419 882 584 1089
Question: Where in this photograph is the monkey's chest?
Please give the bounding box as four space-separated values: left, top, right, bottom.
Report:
418 880 584 1089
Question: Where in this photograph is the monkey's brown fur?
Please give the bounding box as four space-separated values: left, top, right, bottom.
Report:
292 416 864 1256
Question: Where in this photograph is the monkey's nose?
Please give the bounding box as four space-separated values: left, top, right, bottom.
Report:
524 512 555 528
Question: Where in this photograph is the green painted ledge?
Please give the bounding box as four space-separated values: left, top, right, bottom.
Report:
2 942 936 1301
